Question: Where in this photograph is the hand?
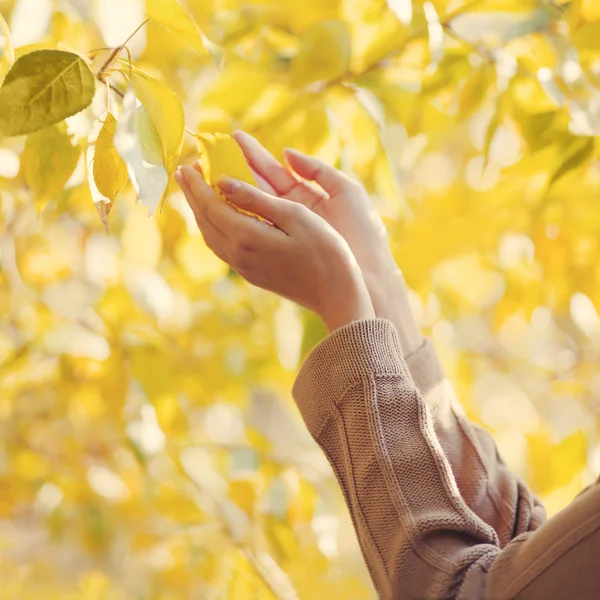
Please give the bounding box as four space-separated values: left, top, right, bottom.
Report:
233 131 423 355
174 165 375 332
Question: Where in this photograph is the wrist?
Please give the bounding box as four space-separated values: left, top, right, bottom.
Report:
320 274 375 332
365 268 424 356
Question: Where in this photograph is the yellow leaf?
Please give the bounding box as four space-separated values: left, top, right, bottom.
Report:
94 113 129 201
0 12 14 86
457 65 494 121
196 133 256 188
291 20 351 87
0 49 95 138
580 0 600 21
146 0 207 55
228 478 257 515
22 122 81 213
196 132 262 220
573 20 600 53
132 69 185 175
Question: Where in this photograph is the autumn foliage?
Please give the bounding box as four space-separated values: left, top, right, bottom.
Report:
1 0 600 598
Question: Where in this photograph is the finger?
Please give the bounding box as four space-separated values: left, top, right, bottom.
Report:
251 167 277 195
284 148 357 196
177 166 231 238
218 177 297 232
232 130 301 196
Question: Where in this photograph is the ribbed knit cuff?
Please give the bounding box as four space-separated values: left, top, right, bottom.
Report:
292 319 408 438
404 338 445 396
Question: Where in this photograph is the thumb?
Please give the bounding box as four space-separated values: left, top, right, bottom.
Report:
217 177 296 230
284 148 357 196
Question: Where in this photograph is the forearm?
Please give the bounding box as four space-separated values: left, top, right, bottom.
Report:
371 269 546 544
292 320 594 599
293 319 499 598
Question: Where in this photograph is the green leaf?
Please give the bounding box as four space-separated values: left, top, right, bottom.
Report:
0 50 95 138
0 11 14 86
22 122 81 213
146 0 207 55
114 89 168 216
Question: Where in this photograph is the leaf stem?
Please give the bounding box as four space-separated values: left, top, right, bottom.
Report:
97 18 150 80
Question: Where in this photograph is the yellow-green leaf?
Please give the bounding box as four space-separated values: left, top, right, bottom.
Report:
132 70 185 175
114 89 168 216
291 21 351 87
0 12 14 86
22 123 81 212
146 0 206 55
0 49 95 138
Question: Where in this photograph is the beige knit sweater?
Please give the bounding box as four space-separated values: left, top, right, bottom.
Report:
292 319 600 599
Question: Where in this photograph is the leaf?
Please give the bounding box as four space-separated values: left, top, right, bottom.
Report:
22 122 81 213
482 92 508 171
291 21 351 87
548 137 594 190
457 65 494 122
387 0 413 25
0 50 95 138
0 12 14 86
132 70 185 175
196 133 257 188
114 89 168 216
146 0 207 55
90 112 129 232
93 113 129 202
196 132 261 220
572 21 600 53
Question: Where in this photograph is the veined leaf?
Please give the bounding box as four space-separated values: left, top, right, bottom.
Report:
0 12 14 86
132 70 185 175
93 113 129 202
0 49 95 138
291 21 351 87
114 89 168 216
146 0 206 55
22 122 81 213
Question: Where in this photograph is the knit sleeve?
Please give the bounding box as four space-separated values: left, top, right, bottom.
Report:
404 339 547 546
292 319 600 599
292 319 499 598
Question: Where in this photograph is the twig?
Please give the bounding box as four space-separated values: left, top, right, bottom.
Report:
97 18 149 80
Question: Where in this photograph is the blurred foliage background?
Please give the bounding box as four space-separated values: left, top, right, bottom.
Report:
2 0 600 598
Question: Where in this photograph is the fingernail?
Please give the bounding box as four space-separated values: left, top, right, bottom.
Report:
174 168 183 186
192 160 203 175
218 176 241 194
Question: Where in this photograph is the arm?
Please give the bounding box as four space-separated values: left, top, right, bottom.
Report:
231 131 547 545
293 319 600 599
404 335 547 546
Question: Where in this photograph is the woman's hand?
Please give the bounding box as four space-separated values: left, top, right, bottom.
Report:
174 165 375 332
232 130 423 355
